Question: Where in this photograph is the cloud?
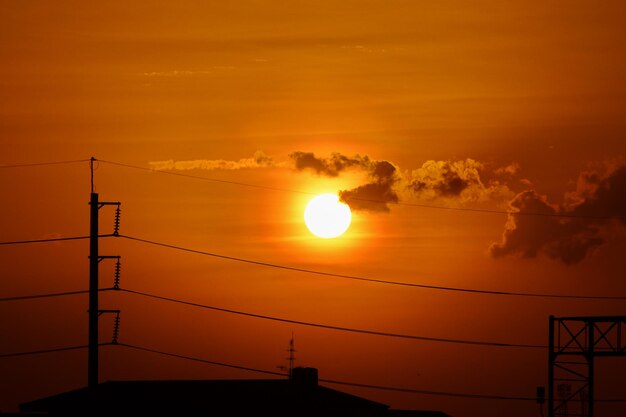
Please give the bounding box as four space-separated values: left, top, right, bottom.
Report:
407 159 514 203
339 160 400 212
489 164 626 264
289 152 364 177
290 153 518 213
149 151 274 171
150 150 517 215
494 162 521 177
142 67 235 77
288 152 399 212
566 163 626 223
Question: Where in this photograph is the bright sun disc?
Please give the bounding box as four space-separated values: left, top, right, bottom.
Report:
304 193 352 238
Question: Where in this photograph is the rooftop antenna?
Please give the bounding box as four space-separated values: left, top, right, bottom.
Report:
288 333 296 379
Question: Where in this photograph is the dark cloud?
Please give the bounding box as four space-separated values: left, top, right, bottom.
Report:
290 152 400 212
568 165 626 223
339 160 400 212
289 152 363 177
339 182 399 212
489 165 626 264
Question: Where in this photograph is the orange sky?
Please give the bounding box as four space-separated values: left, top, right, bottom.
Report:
1 2 626 416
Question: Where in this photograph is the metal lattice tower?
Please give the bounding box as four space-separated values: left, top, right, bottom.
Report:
548 315 626 417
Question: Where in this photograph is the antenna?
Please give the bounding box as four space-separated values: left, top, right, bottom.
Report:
288 333 296 379
90 156 95 194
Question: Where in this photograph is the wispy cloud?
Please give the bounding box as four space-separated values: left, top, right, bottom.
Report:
142 67 235 77
149 151 274 171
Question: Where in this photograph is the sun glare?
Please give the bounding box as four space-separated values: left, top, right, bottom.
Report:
304 193 352 238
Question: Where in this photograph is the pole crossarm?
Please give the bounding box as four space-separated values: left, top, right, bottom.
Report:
555 317 626 355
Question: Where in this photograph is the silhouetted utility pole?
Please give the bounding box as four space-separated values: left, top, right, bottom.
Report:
88 157 121 389
88 192 99 388
547 315 626 417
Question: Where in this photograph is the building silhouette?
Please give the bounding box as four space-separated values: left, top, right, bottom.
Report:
19 367 451 417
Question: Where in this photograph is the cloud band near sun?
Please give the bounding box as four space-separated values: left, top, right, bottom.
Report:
148 151 626 264
150 151 517 213
289 152 400 212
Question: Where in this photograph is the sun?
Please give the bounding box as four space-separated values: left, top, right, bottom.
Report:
304 193 352 238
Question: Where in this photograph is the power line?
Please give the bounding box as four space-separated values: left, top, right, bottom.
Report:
0 288 113 303
0 343 110 359
119 288 545 349
118 342 531 400
319 378 535 401
111 342 552 402
0 159 90 169
3 341 624 403
118 235 626 301
0 235 115 246
0 236 90 245
320 380 621 403
97 158 614 220
117 342 285 377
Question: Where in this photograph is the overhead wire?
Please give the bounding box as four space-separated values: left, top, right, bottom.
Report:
0 284 547 348
119 288 545 349
0 234 115 246
2 341 624 403
116 342 626 403
0 343 111 359
0 235 93 245
117 343 285 377
320 379 626 403
0 288 113 303
116 342 534 400
0 159 91 169
118 234 626 300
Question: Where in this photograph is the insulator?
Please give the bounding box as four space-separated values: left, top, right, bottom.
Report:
113 205 121 236
114 259 121 290
112 314 121 344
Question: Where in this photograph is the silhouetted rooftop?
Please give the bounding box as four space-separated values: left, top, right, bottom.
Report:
20 377 453 416
21 378 390 416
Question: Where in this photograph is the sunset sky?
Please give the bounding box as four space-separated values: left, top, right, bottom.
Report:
1 1 626 416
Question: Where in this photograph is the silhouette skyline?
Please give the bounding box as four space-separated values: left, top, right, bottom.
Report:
2 2 626 416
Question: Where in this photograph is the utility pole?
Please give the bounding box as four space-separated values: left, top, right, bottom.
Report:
88 192 99 389
88 157 121 389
